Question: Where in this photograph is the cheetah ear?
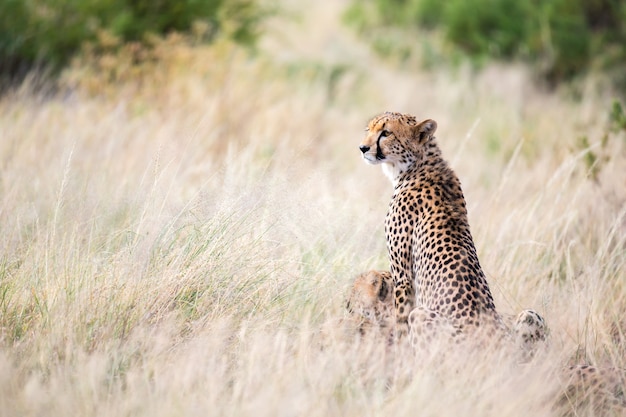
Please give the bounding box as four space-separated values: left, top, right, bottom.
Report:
415 119 437 142
377 277 389 301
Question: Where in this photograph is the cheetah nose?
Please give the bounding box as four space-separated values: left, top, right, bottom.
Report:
359 145 370 154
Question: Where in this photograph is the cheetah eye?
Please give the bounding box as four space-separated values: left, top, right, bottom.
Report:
380 130 391 138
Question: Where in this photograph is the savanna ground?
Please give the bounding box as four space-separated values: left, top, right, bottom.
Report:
1 1 625 416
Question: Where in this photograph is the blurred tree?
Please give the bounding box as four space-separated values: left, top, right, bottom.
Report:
0 0 267 83
344 0 626 92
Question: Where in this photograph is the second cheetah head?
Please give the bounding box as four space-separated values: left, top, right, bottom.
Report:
345 270 393 329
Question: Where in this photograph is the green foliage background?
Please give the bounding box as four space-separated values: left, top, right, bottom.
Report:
0 0 265 80
345 0 626 90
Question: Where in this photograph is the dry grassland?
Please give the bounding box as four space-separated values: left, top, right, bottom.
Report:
0 1 624 416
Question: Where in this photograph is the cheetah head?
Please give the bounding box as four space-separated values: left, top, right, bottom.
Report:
359 112 437 183
345 270 393 326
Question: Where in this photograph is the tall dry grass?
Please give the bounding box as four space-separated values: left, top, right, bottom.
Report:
1 0 625 416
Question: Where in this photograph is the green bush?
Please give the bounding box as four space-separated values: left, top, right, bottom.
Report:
443 0 532 58
344 0 626 90
0 0 267 81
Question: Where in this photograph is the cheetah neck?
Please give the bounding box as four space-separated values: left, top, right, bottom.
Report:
381 161 412 187
382 139 442 187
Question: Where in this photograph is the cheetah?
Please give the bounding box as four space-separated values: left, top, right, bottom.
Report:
358 112 504 342
557 364 626 414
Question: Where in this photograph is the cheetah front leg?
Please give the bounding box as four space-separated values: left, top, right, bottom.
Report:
390 266 415 341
